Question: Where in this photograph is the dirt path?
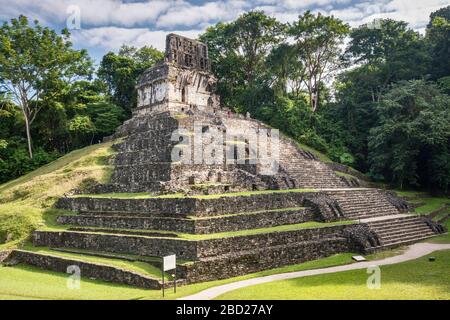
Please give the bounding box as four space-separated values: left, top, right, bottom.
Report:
179 242 450 300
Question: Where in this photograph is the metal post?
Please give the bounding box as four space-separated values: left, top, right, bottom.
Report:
174 266 177 294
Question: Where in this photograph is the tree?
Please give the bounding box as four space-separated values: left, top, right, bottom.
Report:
368 80 450 191
199 11 284 113
0 15 92 158
348 19 430 102
266 43 305 96
288 11 349 112
98 45 163 115
426 6 450 80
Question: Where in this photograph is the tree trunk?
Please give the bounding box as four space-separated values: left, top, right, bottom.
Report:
24 115 33 159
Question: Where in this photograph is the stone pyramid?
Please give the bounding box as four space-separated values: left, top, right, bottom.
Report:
6 34 443 289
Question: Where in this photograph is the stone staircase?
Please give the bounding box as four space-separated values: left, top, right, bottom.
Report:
278 140 347 189
365 215 437 251
325 189 400 220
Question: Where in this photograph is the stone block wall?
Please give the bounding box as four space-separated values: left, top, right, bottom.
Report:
182 238 350 283
33 231 198 260
195 224 353 258
7 250 162 289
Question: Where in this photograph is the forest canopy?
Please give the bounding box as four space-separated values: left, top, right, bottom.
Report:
0 7 449 193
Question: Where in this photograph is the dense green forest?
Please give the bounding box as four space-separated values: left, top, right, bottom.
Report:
1 7 449 193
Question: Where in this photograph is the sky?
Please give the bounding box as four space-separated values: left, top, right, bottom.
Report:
1 0 450 64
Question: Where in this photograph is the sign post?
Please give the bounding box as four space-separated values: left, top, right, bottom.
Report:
162 254 176 297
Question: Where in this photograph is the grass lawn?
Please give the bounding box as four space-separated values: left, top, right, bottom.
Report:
0 142 116 250
215 250 450 300
0 252 358 300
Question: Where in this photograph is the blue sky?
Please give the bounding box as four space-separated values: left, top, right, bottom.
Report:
1 0 449 64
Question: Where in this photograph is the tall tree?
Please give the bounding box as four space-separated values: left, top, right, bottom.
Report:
288 11 349 112
426 6 450 80
199 11 284 112
0 15 92 158
348 19 430 102
98 45 163 115
368 80 450 191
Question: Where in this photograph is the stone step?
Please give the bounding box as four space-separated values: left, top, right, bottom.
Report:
341 208 397 214
379 232 436 246
342 206 397 213
368 216 423 227
366 234 436 252
336 200 394 206
5 249 185 289
372 224 432 235
344 212 398 219
377 227 435 239
369 220 428 231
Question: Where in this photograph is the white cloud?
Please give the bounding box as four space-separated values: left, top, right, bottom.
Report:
72 26 202 51
0 0 173 27
155 0 249 28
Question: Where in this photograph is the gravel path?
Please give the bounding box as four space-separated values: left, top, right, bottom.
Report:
179 242 450 300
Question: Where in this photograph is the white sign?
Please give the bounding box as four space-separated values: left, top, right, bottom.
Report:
163 254 176 271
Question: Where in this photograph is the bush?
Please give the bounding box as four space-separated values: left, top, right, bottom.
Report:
298 130 329 153
0 142 60 184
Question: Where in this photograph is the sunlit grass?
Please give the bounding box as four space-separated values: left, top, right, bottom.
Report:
215 250 450 300
0 142 117 249
0 252 357 300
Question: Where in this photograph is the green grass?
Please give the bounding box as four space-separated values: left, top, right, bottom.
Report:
21 245 165 279
37 219 356 241
0 252 357 300
394 190 428 198
296 142 331 162
71 188 325 200
190 207 306 220
412 198 450 215
179 220 356 240
0 142 117 250
215 250 450 300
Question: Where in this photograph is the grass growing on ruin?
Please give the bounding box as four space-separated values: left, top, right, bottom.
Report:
21 245 166 280
0 252 357 300
215 250 450 300
178 220 356 240
71 188 331 200
0 142 117 250
36 219 356 241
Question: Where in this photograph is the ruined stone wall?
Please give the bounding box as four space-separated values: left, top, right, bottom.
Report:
57 208 314 234
195 224 353 258
7 250 162 289
33 231 198 260
33 224 357 263
183 238 349 283
56 191 317 217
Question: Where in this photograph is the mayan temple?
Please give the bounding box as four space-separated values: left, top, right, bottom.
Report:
7 34 445 289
